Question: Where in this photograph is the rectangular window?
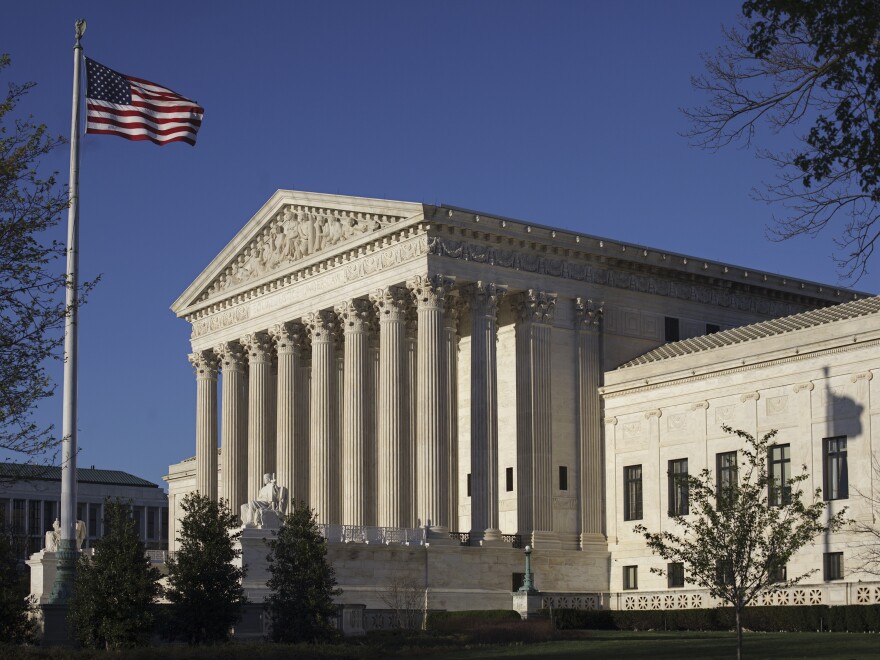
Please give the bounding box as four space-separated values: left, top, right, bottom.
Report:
12 500 26 534
0 499 8 529
706 323 721 334
716 560 734 586
467 473 472 497
89 503 100 538
770 564 787 584
824 552 843 581
148 508 157 540
665 317 680 342
133 508 143 540
716 451 738 506
769 444 791 506
43 501 56 534
668 459 689 516
506 467 514 492
668 562 685 588
161 508 169 540
823 437 848 500
559 466 568 491
623 465 643 521
623 565 638 590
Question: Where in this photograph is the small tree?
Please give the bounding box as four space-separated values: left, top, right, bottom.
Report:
166 493 245 644
378 572 422 630
265 501 340 643
0 531 36 644
68 500 160 649
635 426 848 660
851 454 880 576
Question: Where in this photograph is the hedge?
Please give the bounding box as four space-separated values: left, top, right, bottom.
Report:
427 609 522 632
547 604 880 633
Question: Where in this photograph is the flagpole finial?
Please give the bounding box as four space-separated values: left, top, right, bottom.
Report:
75 19 86 46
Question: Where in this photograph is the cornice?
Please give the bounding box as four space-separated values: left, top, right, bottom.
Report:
601 338 880 399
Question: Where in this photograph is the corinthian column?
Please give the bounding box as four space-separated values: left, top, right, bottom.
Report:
305 310 340 524
575 298 605 551
270 321 307 507
370 286 409 528
407 274 454 536
515 290 558 547
466 281 507 544
214 342 247 513
336 299 373 526
242 332 273 501
190 350 218 500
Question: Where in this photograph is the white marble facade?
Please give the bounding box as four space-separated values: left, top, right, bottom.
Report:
166 190 861 604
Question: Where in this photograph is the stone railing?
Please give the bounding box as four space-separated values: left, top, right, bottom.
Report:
541 593 606 611
317 524 426 545
449 531 524 548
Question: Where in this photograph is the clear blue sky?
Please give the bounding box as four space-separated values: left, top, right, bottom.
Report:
4 1 872 490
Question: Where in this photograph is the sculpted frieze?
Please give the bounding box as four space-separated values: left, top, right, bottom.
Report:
205 204 407 298
427 236 807 317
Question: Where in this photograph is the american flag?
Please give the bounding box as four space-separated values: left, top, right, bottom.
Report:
84 57 204 146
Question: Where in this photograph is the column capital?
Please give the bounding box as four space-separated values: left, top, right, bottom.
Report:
189 350 219 379
465 281 507 318
516 289 557 325
304 310 341 344
334 298 374 334
443 293 462 332
269 321 307 354
241 332 274 363
370 285 409 322
407 274 455 311
574 297 604 331
214 341 246 373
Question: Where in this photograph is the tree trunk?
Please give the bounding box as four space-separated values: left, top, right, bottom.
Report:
735 607 742 660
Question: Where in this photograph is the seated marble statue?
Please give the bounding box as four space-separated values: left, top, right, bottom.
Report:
240 473 288 527
44 519 88 552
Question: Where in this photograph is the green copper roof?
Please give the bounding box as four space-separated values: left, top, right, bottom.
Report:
0 463 160 489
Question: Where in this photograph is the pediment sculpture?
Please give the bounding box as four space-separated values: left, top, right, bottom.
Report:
205 205 401 299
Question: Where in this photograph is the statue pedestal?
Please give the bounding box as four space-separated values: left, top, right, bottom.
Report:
27 551 57 605
233 526 277 603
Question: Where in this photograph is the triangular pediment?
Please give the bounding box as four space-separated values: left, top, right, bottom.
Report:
172 190 424 316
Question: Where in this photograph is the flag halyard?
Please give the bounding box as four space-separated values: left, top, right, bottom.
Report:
84 57 203 146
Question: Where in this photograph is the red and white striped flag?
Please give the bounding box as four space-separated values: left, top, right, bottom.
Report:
84 57 204 146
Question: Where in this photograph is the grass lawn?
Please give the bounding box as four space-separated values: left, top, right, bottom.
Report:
4 630 878 659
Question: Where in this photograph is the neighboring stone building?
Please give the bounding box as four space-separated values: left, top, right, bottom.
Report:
602 295 880 610
0 463 169 559
165 190 870 612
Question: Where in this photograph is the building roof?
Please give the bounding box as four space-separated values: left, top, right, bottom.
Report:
0 463 161 489
619 295 880 369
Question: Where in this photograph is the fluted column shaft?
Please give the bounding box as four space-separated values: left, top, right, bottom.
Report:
243 333 273 499
576 298 605 549
306 311 340 524
271 322 306 506
443 301 461 533
215 343 247 512
515 291 557 541
408 275 454 533
372 287 409 528
191 351 219 500
467 282 506 542
296 357 311 504
337 299 372 526
404 311 418 527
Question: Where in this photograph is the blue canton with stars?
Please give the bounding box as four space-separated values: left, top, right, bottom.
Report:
85 58 132 104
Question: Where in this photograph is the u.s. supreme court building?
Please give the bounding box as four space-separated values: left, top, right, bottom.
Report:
166 190 880 613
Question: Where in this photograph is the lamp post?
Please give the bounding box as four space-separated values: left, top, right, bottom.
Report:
518 544 538 595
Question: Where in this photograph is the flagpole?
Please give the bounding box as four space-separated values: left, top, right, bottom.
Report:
49 18 86 606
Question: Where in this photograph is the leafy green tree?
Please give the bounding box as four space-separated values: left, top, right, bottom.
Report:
0 531 36 644
166 493 245 644
686 1 880 281
266 501 340 643
0 54 96 467
635 426 848 660
68 500 160 649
